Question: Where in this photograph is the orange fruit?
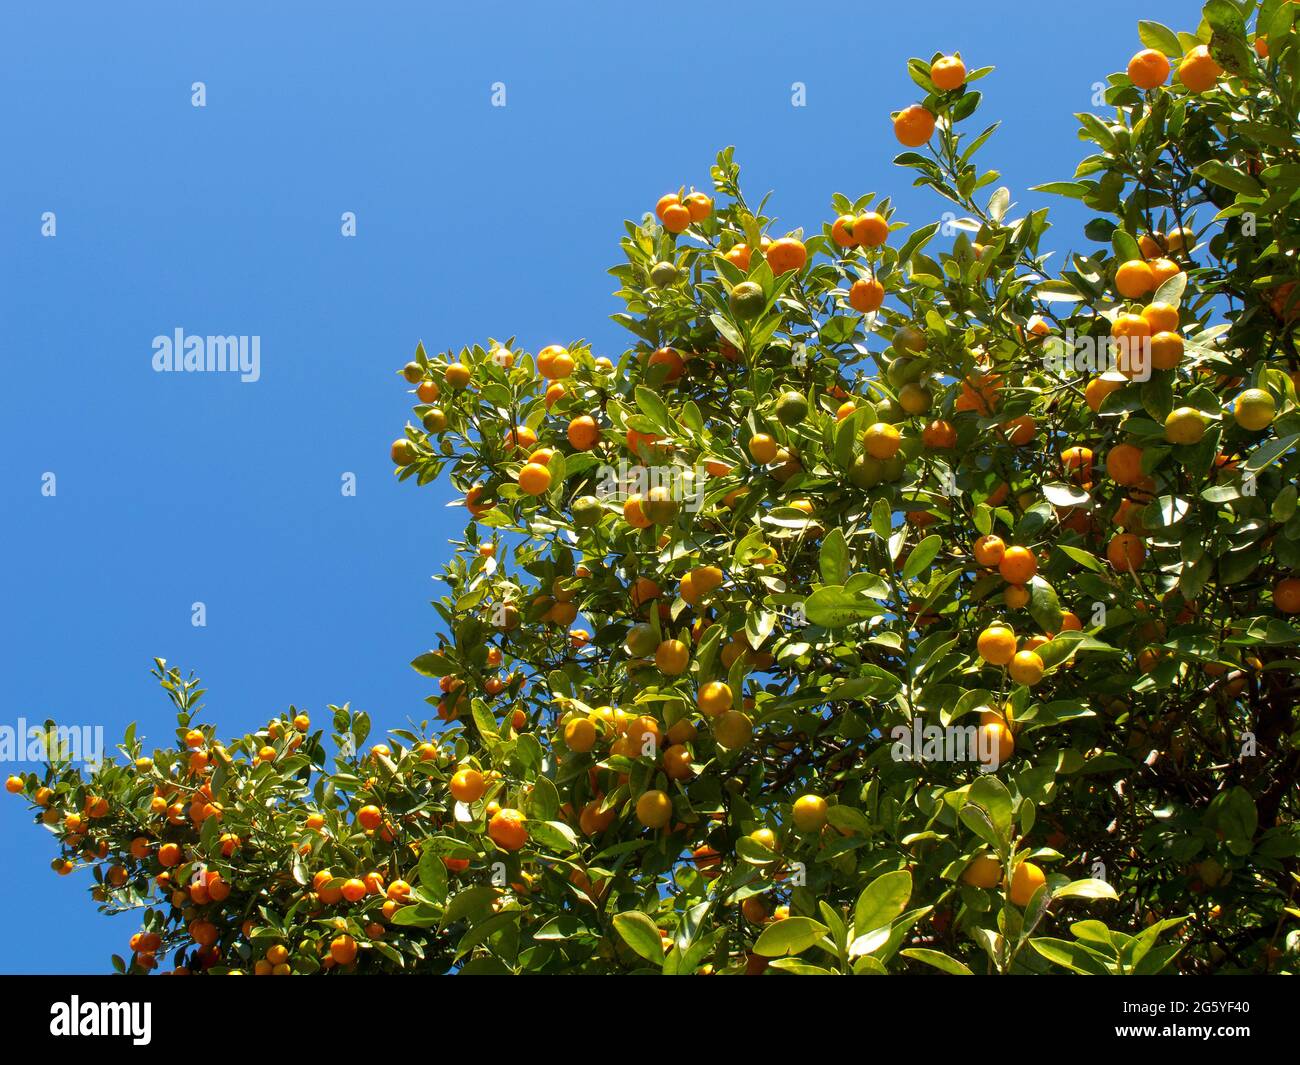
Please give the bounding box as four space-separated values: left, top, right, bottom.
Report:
445 363 471 389
766 237 807 274
1009 861 1046 907
830 214 858 247
1178 45 1222 93
862 422 901 460
357 804 383 831
1106 443 1144 485
342 878 367 903
792 795 828 832
1148 257 1180 288
1115 259 1155 298
714 710 753 749
962 854 1002 888
488 808 528 851
972 534 1006 568
931 55 967 91
1233 388 1275 431
567 415 600 450
563 717 597 753
517 462 552 496
1004 583 1030 610
1107 532 1146 571
977 623 1017 666
1150 331 1184 370
893 104 936 147
852 212 890 247
998 546 1037 584
5 776 23 794
849 278 884 312
1009 650 1045 686
663 745 693 780
1164 407 1205 445
748 433 778 464
655 639 690 676
697 681 733 717
724 243 752 271
661 203 691 233
1085 376 1124 412
635 790 673 829
159 843 182 867
684 192 713 221
1141 302 1180 334
1127 48 1171 89
922 418 957 449
646 346 685 381
450 768 486 804
1275 578 1300 614
330 934 358 965
1062 445 1094 482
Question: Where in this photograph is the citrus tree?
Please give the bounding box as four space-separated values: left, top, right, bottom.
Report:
10 0 1300 976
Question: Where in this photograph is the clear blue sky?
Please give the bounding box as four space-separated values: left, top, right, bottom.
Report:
0 0 1195 973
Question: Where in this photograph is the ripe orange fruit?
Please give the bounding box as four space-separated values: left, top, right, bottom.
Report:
922 418 957 449
1115 259 1156 298
656 639 690 676
1127 48 1171 89
330 934 358 965
357 804 382 831
1275 578 1300 614
962 854 1002 888
1141 302 1180 334
159 843 182 867
646 346 685 381
563 716 597 753
852 212 890 247
792 794 828 832
1062 446 1094 483
661 202 691 234
1009 861 1046 907
1178 45 1222 93
1148 257 1181 288
849 278 884 312
504 425 537 452
684 192 713 221
517 462 552 496
488 808 528 851
1150 331 1184 370
862 422 901 460
972 534 1006 568
567 415 600 450
1004 583 1030 610
830 214 858 248
977 623 1017 666
998 546 1037 584
893 104 936 147
748 433 778 464
635 790 674 829
1009 650 1045 686
450 768 486 804
1106 443 1144 485
930 55 967 91
697 681 733 718
766 237 807 274
445 362 471 389
5 776 22 794
1107 532 1146 571
1085 376 1124 412
342 878 367 903
724 243 752 271
663 745 693 780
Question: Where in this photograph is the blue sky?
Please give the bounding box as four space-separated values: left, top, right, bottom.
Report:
0 0 1196 973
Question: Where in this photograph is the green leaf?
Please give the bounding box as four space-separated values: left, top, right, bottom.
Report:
753 916 830 957
612 911 664 962
1194 160 1263 198
902 535 942 580
1137 19 1181 55
900 947 973 975
819 527 849 585
803 586 878 628
1053 878 1119 901
853 869 913 937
